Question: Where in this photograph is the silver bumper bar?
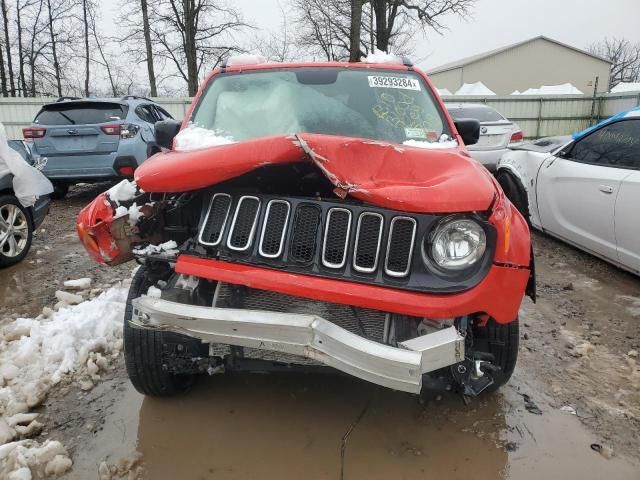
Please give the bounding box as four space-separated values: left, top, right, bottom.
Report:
131 297 465 394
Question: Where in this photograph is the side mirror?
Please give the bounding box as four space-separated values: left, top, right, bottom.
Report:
454 118 481 146
154 119 182 150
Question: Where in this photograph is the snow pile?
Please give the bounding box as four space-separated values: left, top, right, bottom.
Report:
511 90 522 95
521 83 583 95
132 240 178 256
106 180 139 205
403 134 458 150
611 82 640 93
0 285 128 477
173 124 235 152
436 88 453 96
0 440 72 479
361 49 401 64
454 82 496 96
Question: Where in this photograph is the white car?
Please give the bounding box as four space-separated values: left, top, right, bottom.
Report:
496 108 640 275
446 103 523 171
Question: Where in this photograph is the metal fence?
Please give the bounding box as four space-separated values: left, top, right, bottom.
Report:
1 92 639 140
442 92 640 139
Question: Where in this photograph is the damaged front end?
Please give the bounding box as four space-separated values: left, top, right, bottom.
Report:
78 131 531 398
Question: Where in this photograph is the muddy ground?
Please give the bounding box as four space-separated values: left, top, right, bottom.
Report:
1 184 639 479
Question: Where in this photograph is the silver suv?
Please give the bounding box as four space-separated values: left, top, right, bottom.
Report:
24 96 174 199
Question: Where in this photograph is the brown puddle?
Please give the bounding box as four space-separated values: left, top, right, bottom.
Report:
64 372 639 480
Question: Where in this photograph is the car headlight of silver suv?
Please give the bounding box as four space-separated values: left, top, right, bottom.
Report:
430 217 487 270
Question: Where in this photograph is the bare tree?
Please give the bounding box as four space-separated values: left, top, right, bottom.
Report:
81 0 90 96
588 37 640 89
1 0 15 95
0 32 6 95
151 0 250 96
140 0 156 96
292 0 352 61
249 1 299 62
118 0 158 96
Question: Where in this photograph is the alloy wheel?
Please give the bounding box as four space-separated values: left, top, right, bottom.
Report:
0 204 29 258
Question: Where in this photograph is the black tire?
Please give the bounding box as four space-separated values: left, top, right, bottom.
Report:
50 182 69 200
496 171 529 223
0 195 33 268
474 317 519 394
123 266 194 396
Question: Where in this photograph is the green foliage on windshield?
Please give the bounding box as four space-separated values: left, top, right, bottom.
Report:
190 68 450 144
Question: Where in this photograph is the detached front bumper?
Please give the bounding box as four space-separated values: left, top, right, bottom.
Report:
131 296 465 394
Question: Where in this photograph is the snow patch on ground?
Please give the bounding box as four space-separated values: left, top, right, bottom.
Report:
106 180 139 205
615 295 640 317
361 49 401 64
132 240 178 257
173 124 236 152
436 88 452 96
0 287 127 478
63 278 92 291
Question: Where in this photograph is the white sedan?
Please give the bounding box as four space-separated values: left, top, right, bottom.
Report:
446 103 523 171
496 108 640 275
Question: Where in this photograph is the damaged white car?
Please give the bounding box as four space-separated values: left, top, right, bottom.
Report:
496 107 640 275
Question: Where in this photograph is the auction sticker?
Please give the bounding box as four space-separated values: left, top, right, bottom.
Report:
368 75 421 91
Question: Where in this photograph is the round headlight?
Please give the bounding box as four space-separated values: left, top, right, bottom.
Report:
431 218 486 270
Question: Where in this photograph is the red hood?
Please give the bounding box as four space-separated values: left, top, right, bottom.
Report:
135 134 497 213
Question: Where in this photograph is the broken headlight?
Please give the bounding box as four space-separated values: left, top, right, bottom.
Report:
429 217 487 271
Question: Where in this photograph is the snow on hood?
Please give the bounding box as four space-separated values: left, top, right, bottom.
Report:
0 123 53 207
174 124 236 152
134 133 497 213
454 82 496 96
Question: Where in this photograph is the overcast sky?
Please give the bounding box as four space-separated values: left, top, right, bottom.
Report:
232 0 639 69
102 0 639 87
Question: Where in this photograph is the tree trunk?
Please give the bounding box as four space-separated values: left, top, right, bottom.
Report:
0 40 7 96
46 0 62 96
140 0 158 97
16 2 26 96
373 0 391 52
349 0 363 62
1 0 15 96
184 0 198 96
82 0 90 97
140 0 157 96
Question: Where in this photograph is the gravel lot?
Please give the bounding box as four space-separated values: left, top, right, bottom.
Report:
1 184 639 479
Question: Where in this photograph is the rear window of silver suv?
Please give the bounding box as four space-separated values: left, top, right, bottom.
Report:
34 102 129 125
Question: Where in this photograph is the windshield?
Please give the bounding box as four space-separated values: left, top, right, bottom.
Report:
190 68 451 145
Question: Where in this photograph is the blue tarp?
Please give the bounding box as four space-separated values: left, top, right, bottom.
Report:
572 106 640 140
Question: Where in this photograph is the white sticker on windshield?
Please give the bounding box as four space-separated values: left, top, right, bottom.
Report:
368 75 421 91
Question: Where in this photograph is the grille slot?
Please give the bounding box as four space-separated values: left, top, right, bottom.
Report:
353 213 384 273
258 200 290 258
199 193 232 246
289 204 321 263
384 216 417 277
227 196 261 251
322 208 352 269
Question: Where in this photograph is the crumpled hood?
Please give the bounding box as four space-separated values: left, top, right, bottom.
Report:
135 133 497 213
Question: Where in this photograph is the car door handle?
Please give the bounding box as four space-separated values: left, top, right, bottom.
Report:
599 185 614 194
